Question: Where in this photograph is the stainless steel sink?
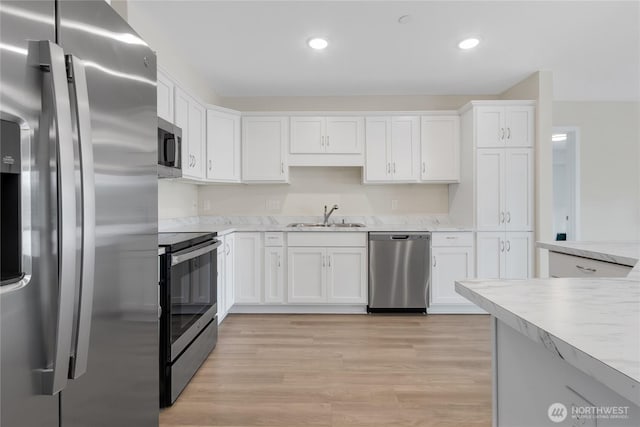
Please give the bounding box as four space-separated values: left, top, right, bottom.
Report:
287 222 365 228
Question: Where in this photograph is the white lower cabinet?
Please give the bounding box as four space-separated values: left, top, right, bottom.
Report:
288 248 327 303
288 247 366 304
223 234 235 313
217 242 226 323
264 247 285 303
429 232 480 313
234 232 262 303
476 231 533 280
326 248 367 304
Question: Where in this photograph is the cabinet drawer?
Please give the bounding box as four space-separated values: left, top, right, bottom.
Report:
432 232 474 247
549 252 632 278
287 232 366 247
264 232 284 247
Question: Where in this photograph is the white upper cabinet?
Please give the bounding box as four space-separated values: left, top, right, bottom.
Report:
325 117 363 154
364 116 419 183
175 86 205 180
157 69 174 123
290 116 363 154
206 109 241 182
476 105 534 148
504 148 533 231
476 149 506 230
242 116 289 183
476 148 533 232
420 115 460 182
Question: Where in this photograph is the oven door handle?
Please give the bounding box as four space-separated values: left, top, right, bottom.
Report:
171 240 222 266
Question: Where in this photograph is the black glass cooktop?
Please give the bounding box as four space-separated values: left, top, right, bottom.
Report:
158 232 216 253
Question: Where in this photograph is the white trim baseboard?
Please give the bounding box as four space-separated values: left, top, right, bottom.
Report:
228 304 367 314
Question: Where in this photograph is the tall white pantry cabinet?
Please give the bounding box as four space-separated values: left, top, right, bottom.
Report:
450 101 535 280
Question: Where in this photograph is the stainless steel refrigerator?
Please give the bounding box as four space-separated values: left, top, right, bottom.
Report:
0 1 158 425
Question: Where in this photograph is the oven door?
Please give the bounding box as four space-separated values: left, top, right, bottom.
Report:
168 239 221 361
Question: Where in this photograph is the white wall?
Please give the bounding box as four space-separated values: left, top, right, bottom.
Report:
553 101 640 241
199 167 448 216
158 181 199 219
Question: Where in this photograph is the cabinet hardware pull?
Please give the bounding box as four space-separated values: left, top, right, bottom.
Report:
321 135 324 146
322 256 326 267
387 163 390 174
326 135 330 146
328 256 331 267
393 162 396 173
500 128 505 140
277 255 281 267
576 265 596 273
506 240 511 252
506 212 511 223
422 162 426 173
433 256 436 267
281 162 284 174
225 243 230 256
500 241 505 252
507 127 511 139
209 160 212 170
500 212 505 224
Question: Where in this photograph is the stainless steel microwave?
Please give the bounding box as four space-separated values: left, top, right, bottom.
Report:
158 117 182 178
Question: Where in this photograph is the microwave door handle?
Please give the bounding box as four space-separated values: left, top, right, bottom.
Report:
171 241 222 266
66 55 96 380
29 40 77 395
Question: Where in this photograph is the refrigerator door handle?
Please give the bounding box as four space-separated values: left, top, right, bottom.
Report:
66 54 96 380
28 40 77 395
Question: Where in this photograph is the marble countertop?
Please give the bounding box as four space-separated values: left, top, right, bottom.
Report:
537 240 640 267
159 224 474 235
455 277 640 406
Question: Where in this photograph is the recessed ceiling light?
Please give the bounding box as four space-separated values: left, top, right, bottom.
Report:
308 38 328 50
552 133 568 142
458 38 480 50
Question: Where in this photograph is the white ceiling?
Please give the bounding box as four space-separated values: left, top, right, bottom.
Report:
129 1 640 100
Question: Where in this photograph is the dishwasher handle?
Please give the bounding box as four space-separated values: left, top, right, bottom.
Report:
369 232 431 241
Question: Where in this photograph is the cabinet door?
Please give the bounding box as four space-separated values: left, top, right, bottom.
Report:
505 148 533 231
242 117 288 182
476 149 505 230
505 106 534 147
476 232 505 279
264 247 285 304
326 248 367 304
224 234 235 310
504 232 532 279
476 106 505 148
207 110 241 182
364 117 391 182
325 117 363 154
217 245 226 322
287 248 326 303
187 100 206 179
390 116 420 182
420 115 460 182
290 116 324 154
174 87 191 177
234 233 262 303
157 70 174 122
431 246 474 306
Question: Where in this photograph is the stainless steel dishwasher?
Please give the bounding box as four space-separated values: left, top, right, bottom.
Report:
368 232 431 313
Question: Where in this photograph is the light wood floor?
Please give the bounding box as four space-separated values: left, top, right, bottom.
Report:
160 314 492 427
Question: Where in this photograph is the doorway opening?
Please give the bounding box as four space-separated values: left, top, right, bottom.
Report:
552 127 580 241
